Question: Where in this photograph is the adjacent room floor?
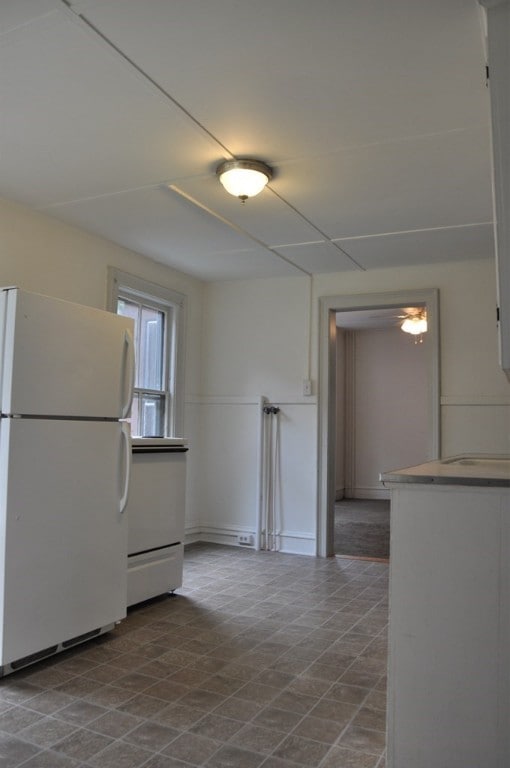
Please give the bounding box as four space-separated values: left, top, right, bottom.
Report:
334 500 390 561
0 543 388 768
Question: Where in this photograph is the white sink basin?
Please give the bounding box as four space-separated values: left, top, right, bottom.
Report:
441 455 510 470
382 455 510 486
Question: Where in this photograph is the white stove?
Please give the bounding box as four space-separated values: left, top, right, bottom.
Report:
126 437 188 606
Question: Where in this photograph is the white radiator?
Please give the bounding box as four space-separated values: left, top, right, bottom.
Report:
259 403 281 551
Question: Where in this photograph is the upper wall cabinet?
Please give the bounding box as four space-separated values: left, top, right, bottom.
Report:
480 0 510 380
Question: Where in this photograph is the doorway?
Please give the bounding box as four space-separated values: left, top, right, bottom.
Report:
317 289 440 558
334 307 429 559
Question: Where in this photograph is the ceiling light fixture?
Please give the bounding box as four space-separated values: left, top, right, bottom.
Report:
216 159 272 202
401 311 427 343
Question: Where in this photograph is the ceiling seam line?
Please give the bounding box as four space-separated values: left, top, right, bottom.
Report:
64 7 235 160
168 185 312 278
267 187 366 271
332 221 494 241
275 126 483 162
35 180 203 209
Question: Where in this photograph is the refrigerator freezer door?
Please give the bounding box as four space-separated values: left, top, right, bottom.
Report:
0 418 128 667
0 288 134 418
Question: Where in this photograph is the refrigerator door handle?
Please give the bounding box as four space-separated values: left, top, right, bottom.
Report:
119 422 131 513
121 329 135 418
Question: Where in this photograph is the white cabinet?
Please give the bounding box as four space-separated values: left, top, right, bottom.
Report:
386 481 510 768
480 0 510 379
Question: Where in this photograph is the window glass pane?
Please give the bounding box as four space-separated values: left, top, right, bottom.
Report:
138 394 165 437
114 273 182 438
117 298 138 325
139 306 164 390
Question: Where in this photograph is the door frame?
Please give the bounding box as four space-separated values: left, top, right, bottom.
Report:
317 288 440 557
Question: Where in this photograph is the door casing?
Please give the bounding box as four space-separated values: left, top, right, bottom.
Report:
317 289 440 557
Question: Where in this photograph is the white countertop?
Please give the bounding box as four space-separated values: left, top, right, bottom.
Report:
381 454 510 487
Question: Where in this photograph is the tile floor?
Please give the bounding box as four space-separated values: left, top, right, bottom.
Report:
0 544 389 767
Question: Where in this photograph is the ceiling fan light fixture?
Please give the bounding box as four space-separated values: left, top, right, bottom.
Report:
401 315 428 335
216 159 272 201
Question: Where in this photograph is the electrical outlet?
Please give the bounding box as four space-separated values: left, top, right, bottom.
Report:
238 534 254 546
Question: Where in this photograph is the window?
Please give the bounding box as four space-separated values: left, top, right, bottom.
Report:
108 269 186 438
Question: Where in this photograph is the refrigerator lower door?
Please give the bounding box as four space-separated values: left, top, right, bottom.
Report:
0 418 128 669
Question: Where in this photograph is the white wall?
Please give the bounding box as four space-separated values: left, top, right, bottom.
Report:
201 276 311 400
194 276 316 554
186 398 262 544
199 258 509 553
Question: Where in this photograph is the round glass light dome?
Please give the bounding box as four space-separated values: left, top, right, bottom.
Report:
401 316 428 335
217 159 272 201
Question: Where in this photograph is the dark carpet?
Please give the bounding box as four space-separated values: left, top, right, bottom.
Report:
335 498 390 559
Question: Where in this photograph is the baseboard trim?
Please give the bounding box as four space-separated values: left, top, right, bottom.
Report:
185 525 316 555
278 533 316 556
186 524 256 549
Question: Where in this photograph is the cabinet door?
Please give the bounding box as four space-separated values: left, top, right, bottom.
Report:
388 484 507 768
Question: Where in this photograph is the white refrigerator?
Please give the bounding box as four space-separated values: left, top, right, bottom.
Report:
0 287 134 675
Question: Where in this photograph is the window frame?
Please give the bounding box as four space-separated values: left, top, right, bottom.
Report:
107 268 186 438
